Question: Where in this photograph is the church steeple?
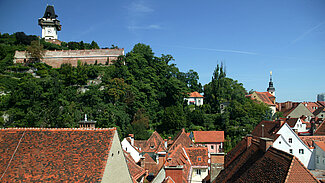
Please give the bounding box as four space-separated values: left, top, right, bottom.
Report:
267 71 275 96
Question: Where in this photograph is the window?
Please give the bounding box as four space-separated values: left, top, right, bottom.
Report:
211 145 214 149
279 141 281 144
289 138 292 143
323 159 325 165
198 158 201 161
289 149 293 154
196 169 201 175
317 156 320 163
299 149 304 154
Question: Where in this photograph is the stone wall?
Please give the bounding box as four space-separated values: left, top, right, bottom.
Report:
14 48 124 68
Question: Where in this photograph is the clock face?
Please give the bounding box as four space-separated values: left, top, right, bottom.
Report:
47 29 52 34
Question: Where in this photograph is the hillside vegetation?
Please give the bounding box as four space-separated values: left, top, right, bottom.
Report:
0 32 271 151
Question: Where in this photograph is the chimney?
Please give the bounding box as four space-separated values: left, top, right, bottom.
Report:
246 134 253 148
129 134 134 146
259 137 273 152
164 139 167 149
311 119 315 136
79 114 96 128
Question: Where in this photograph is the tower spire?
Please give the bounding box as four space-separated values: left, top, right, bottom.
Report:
267 71 275 96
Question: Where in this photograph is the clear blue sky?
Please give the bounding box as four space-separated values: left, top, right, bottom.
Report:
1 0 324 102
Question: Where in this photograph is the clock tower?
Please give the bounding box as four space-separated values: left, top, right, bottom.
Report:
38 5 61 40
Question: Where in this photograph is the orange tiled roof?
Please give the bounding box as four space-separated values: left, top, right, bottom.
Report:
0 128 115 182
188 91 203 98
138 131 167 153
165 144 191 183
300 136 325 149
302 102 322 113
124 151 146 181
185 147 209 166
193 131 224 143
254 91 275 106
315 141 325 152
168 129 193 151
163 176 175 183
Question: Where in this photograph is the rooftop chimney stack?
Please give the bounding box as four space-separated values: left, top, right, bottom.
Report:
79 114 96 128
259 137 273 152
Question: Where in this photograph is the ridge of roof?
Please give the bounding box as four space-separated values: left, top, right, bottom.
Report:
0 127 116 131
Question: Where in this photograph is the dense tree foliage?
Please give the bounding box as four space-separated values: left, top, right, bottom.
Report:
0 32 270 150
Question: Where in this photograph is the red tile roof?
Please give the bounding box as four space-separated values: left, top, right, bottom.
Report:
254 91 275 106
141 153 159 175
124 151 146 182
168 129 193 151
0 128 115 182
165 144 191 183
188 91 203 98
142 131 167 153
163 176 175 183
193 131 224 143
315 141 325 152
215 139 318 183
251 120 283 139
302 102 323 113
185 147 209 166
300 136 325 149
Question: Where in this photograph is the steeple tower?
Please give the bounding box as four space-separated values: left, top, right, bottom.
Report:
267 71 275 96
38 5 61 40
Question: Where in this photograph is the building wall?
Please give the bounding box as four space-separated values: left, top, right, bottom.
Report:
315 144 325 170
191 167 208 182
121 138 141 162
291 118 308 133
14 49 124 68
273 124 313 169
186 97 204 106
101 131 133 183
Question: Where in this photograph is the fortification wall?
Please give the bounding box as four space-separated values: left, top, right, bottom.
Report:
14 49 124 68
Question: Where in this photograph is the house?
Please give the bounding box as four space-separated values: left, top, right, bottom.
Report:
247 91 276 115
0 128 132 182
153 144 209 183
214 137 319 183
303 102 324 113
168 128 193 151
185 91 204 106
252 120 314 169
121 134 142 162
282 103 314 121
185 147 209 182
286 117 309 133
190 131 224 153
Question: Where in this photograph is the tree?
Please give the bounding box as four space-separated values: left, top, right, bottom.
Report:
26 40 45 63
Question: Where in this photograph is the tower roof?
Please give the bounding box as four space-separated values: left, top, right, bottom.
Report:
267 71 275 92
43 5 58 19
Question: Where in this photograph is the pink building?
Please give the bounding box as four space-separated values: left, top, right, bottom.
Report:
191 131 224 153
